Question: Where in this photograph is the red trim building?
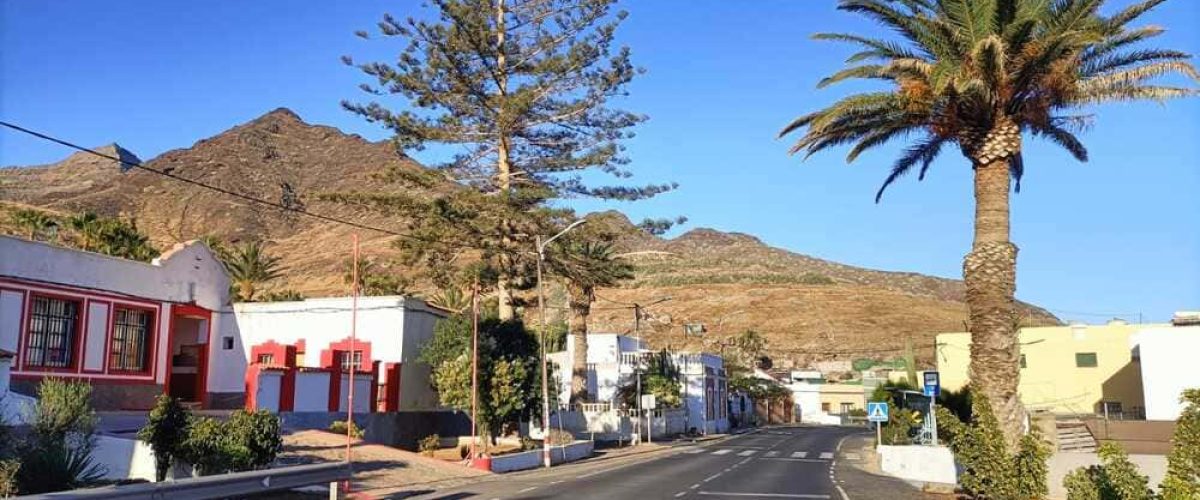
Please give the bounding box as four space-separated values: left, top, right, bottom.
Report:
0 235 244 410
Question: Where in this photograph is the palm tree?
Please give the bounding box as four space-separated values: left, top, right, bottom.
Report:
66 212 102 252
781 0 1198 443
10 209 58 241
548 240 635 403
223 241 285 302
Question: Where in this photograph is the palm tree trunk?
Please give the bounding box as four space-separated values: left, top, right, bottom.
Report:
964 154 1025 446
568 286 591 404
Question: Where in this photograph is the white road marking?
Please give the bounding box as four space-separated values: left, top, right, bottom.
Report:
765 451 779 457
819 452 834 459
712 449 733 455
691 483 702 489
842 453 860 460
758 458 828 463
738 450 757 457
791 451 808 458
697 492 831 499
518 486 537 493
704 473 722 482
675 492 688 498
835 484 850 500
684 448 706 454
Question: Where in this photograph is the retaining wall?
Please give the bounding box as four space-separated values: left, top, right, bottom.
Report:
489 440 594 473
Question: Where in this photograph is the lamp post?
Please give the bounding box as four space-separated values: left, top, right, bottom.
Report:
536 218 587 468
632 296 670 445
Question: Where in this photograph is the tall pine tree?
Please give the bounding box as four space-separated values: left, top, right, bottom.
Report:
336 0 676 320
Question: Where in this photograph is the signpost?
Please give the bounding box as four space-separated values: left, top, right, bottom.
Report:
867 401 888 447
641 394 656 444
923 372 940 445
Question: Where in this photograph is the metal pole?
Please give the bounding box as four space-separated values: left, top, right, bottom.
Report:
346 234 359 463
471 280 480 459
635 304 642 445
876 421 882 448
537 236 552 468
930 398 938 446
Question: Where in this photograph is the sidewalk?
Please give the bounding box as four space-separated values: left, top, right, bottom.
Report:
835 434 955 499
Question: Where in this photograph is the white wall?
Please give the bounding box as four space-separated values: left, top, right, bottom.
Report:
208 312 247 394
255 371 282 413
338 375 373 413
1135 325 1200 421
879 445 957 486
93 435 158 482
0 290 22 353
295 371 331 412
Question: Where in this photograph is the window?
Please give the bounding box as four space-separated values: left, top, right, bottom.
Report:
110 307 152 372
341 350 363 371
222 337 234 350
25 296 80 368
821 402 831 413
1075 352 1098 368
256 353 275 365
840 402 853 415
1020 354 1027 369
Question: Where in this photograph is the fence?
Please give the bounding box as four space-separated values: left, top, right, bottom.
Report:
19 462 351 499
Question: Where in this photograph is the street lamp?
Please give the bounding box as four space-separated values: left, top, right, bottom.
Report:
632 296 670 445
536 218 587 468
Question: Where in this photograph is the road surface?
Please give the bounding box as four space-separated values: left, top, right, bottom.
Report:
400 425 927 500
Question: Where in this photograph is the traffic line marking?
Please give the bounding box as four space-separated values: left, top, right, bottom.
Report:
518 486 537 493
791 451 807 458
819 452 834 459
675 492 687 498
842 453 860 460
697 492 831 498
683 448 706 454
712 449 733 455
738 450 757 457
765 451 779 457
759 458 828 463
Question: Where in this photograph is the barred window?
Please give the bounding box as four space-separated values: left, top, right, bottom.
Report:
341 350 363 371
110 308 152 372
25 296 80 368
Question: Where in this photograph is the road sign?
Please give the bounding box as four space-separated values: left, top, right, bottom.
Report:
923 371 940 397
640 394 657 410
867 401 889 423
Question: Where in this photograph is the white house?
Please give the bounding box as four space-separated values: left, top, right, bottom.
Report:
549 333 729 434
0 235 242 410
1133 312 1200 421
233 296 447 411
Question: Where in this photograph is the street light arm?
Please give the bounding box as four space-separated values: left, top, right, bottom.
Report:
540 219 588 250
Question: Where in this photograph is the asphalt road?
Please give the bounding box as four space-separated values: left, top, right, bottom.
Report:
402 426 921 500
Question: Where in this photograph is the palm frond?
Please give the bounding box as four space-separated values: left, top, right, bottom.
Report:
1104 0 1168 30
874 134 948 203
1027 121 1088 162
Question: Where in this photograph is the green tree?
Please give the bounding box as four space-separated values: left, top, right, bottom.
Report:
9 208 58 241
937 396 1051 499
1161 388 1200 499
1064 443 1154 500
616 350 683 408
781 0 1199 445
222 241 285 301
343 256 413 296
547 239 633 403
336 0 676 321
63 211 159 261
138 395 191 481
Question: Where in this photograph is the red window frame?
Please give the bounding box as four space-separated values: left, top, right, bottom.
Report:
107 304 157 375
22 292 85 373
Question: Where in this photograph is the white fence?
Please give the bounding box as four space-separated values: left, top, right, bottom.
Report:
489 441 594 473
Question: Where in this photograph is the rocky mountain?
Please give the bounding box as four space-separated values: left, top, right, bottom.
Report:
0 108 1058 368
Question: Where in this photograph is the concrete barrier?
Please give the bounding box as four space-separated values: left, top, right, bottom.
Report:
488 441 594 473
878 445 957 486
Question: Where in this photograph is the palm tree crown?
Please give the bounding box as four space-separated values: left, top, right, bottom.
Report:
781 0 1198 201
549 241 635 299
222 241 285 301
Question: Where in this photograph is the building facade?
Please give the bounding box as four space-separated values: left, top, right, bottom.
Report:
1133 314 1200 421
937 321 1162 417
0 236 243 410
233 296 447 411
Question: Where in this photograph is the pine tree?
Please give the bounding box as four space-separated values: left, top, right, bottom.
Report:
336 0 676 320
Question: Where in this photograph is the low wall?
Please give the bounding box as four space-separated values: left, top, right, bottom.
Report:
279 410 472 451
489 441 594 473
879 445 957 486
92 435 157 482
1083 419 1176 455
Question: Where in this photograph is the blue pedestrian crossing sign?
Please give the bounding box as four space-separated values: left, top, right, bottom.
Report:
867 401 889 423
923 371 940 397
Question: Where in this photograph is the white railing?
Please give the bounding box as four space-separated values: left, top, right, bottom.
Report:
577 401 612 413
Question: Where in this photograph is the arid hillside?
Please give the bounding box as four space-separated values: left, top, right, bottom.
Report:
0 109 1059 368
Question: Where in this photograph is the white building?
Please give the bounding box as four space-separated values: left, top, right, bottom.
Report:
233 296 447 410
0 235 242 409
1134 312 1200 421
548 333 729 434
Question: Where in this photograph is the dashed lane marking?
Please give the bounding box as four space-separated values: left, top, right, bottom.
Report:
819 452 834 459
765 451 779 457
737 450 757 457
683 448 706 454
791 452 808 458
712 449 733 455
842 453 860 461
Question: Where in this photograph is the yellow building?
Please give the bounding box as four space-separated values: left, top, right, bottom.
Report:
936 321 1166 417
818 383 867 415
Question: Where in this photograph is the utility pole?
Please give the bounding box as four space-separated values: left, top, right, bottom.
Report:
470 279 480 459
536 219 587 467
634 303 644 444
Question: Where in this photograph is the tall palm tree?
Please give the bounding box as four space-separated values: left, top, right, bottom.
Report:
780 0 1197 443
549 240 635 403
66 212 102 252
223 241 285 302
10 209 58 241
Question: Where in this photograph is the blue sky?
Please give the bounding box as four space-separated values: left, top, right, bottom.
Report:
2 1 1197 323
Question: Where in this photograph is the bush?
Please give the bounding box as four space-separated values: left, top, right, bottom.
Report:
0 460 19 497
12 440 105 494
329 420 363 439
937 386 972 423
847 408 867 417
937 397 1051 500
419 434 441 456
1161 388 1200 499
138 395 190 481
179 411 281 476
180 417 242 476
227 410 282 470
9 378 106 494
34 378 96 446
1064 443 1153 500
545 429 574 446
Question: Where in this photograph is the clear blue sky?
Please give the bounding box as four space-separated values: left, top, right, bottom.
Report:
3 1 1198 323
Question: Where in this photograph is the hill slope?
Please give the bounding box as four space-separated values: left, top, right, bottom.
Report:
0 109 1058 368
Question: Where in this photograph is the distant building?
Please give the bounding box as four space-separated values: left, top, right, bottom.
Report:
548 333 729 434
0 235 242 410
1133 313 1200 421
937 320 1165 417
234 296 447 411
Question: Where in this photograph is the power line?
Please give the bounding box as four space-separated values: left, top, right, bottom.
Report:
0 120 476 251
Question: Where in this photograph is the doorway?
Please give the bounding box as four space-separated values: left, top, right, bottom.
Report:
166 305 210 407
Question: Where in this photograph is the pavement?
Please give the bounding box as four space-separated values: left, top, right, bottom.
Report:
383 425 934 500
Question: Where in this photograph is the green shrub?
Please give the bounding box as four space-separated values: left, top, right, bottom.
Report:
936 397 1051 500
180 411 282 476
10 378 105 494
12 440 105 494
329 420 363 439
34 378 96 446
1064 443 1153 500
0 460 19 497
545 429 575 446
419 434 441 456
1161 388 1200 499
227 410 282 470
937 386 972 423
138 395 191 481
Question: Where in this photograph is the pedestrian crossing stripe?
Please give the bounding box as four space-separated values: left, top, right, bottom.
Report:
737 450 756 456
819 452 834 459
765 451 779 457
684 448 705 454
712 449 733 455
791 452 807 458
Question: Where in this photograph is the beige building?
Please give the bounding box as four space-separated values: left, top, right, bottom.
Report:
936 321 1164 417
818 383 867 416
